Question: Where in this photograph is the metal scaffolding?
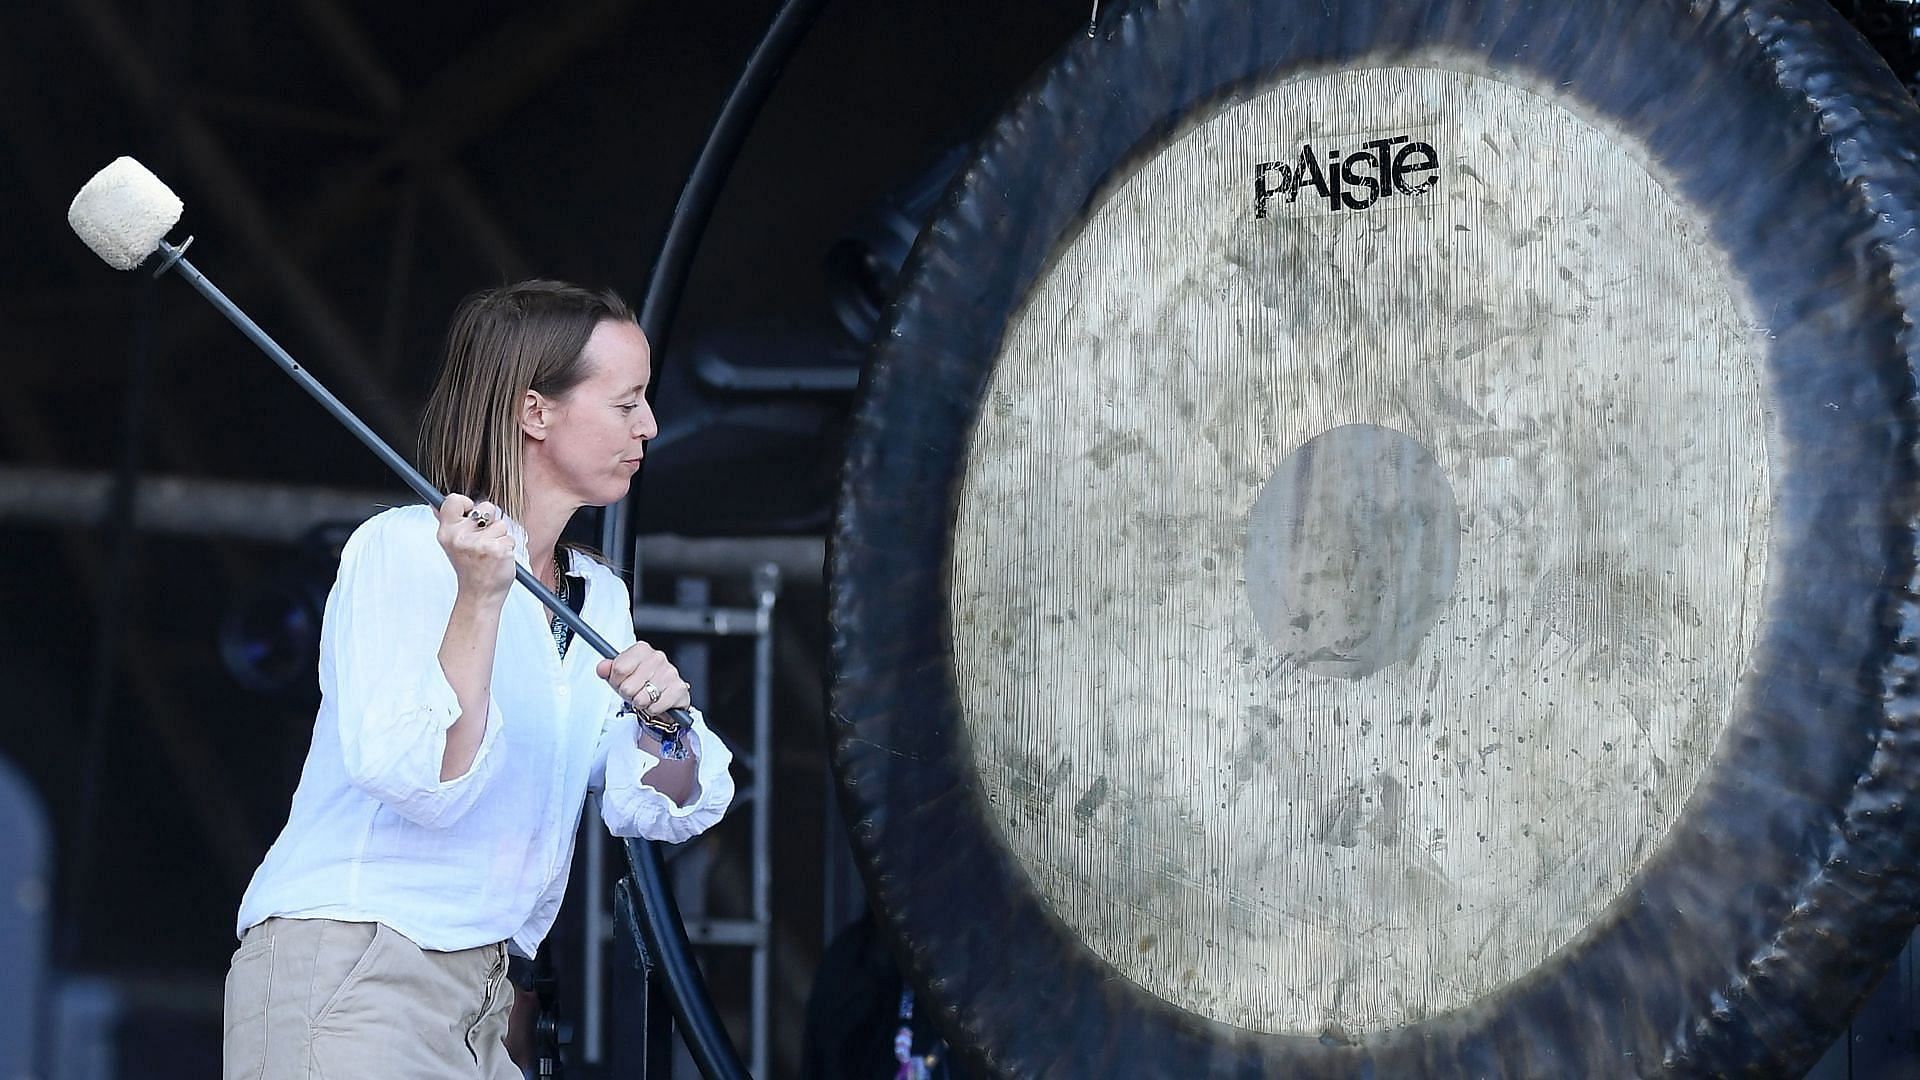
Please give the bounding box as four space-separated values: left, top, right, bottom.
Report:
579 553 781 1079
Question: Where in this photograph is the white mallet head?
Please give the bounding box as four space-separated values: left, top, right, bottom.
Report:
68 157 183 271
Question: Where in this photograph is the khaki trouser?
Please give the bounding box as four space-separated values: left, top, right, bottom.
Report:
223 917 518 1080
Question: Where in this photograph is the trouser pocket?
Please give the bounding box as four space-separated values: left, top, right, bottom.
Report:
222 928 276 1080
309 921 394 1030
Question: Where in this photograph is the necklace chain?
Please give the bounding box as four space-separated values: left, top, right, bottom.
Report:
549 553 571 658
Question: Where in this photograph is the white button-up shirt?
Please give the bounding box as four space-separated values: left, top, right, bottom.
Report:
235 505 733 956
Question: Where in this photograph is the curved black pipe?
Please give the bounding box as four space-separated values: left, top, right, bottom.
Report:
619 2 827 1078
637 0 828 358
623 839 746 1079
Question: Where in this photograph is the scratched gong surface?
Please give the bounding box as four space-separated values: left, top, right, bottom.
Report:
834 0 1920 1074
949 63 1771 1035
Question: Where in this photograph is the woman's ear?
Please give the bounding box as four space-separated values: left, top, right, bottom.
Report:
521 389 550 441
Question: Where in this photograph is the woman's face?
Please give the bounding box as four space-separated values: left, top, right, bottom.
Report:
538 318 657 507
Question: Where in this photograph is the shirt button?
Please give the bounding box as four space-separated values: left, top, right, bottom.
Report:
557 685 570 698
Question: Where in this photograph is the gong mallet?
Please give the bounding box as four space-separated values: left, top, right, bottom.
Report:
67 156 692 731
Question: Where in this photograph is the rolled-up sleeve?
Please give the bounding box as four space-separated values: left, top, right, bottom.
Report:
328 511 506 828
595 706 735 843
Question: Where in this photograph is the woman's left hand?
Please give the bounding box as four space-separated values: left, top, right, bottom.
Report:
597 641 692 718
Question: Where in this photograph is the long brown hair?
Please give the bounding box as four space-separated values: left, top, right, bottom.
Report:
418 279 635 519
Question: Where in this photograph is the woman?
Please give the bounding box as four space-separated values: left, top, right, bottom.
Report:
223 280 733 1078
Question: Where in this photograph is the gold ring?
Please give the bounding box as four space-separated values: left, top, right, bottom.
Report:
641 680 662 704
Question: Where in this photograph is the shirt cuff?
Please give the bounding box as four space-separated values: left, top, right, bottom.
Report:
340 663 504 826
601 708 735 832
410 662 505 790
610 727 708 817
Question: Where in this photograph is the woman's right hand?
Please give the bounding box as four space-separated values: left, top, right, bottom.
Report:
436 494 516 604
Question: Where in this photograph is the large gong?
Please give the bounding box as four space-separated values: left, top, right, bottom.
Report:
829 0 1920 1074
